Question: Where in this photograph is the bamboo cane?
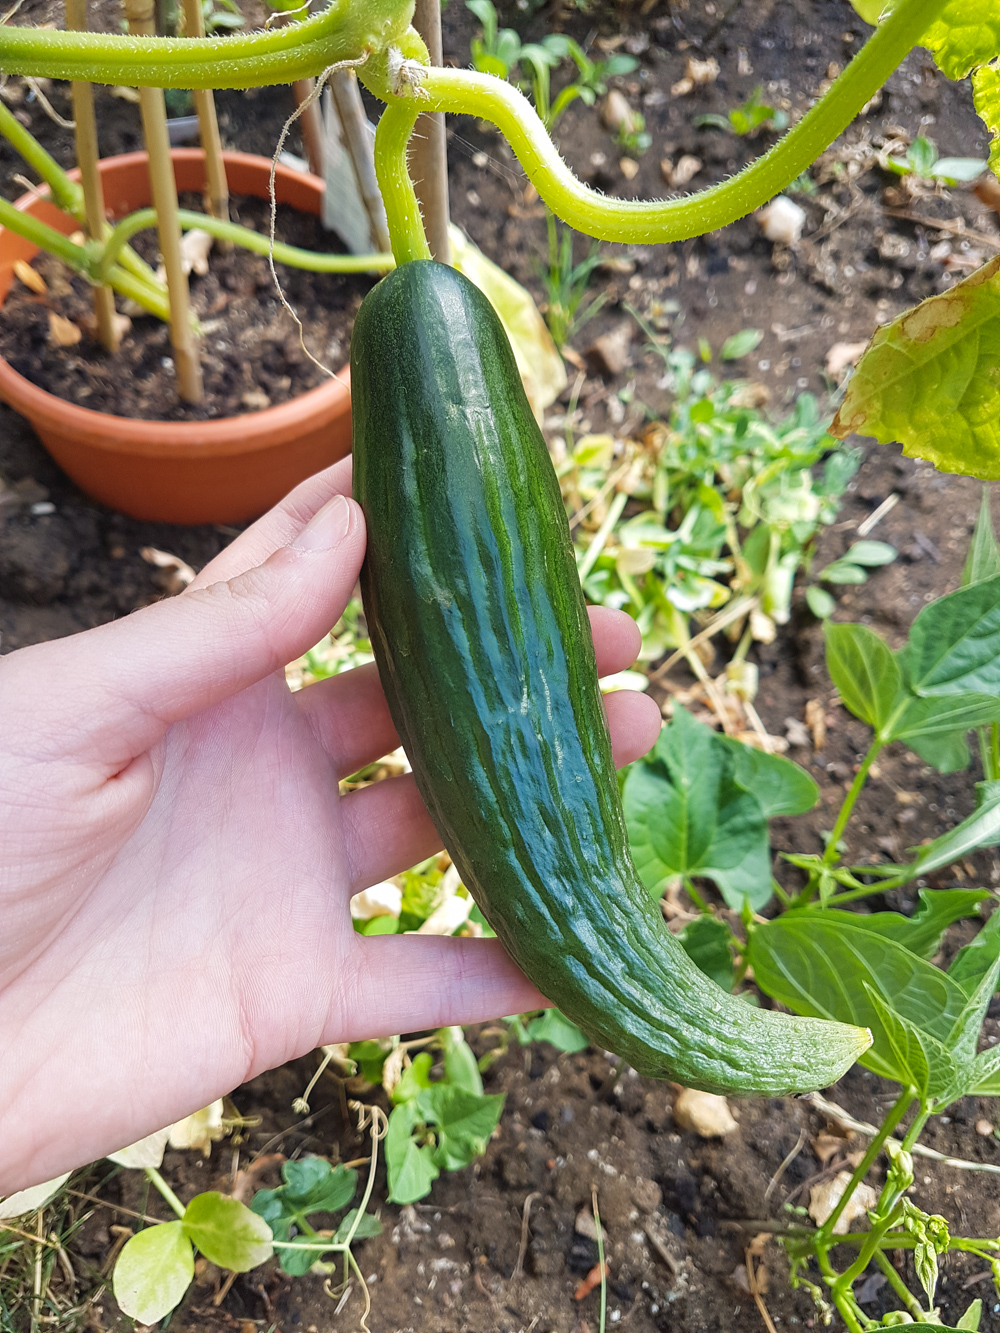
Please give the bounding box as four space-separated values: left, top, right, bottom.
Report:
327 68 389 253
124 0 202 402
65 0 119 352
410 0 449 263
182 0 229 230
292 78 325 178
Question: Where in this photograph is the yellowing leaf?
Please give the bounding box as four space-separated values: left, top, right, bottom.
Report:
168 1099 227 1156
13 259 46 294
113 1220 194 1324
831 256 1000 479
974 59 1000 178
0 1173 71 1219
107 1128 171 1170
448 224 566 420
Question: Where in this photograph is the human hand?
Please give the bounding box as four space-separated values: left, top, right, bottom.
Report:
0 458 661 1194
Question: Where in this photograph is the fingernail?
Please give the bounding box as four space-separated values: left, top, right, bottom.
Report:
291 494 353 551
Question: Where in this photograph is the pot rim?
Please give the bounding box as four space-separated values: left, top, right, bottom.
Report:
0 148 353 459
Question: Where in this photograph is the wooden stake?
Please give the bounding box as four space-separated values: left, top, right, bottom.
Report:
182 0 230 230
124 0 202 402
66 0 119 352
410 0 450 263
292 79 325 179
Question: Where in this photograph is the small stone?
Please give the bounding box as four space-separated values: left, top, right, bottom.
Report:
575 1207 599 1240
241 389 271 411
673 1088 738 1138
619 157 639 181
976 1119 995 1137
757 196 806 245
602 89 637 135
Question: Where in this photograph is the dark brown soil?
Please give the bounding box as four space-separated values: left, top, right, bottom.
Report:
3 0 1000 1329
0 194 372 420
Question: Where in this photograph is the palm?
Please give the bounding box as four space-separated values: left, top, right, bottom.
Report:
0 461 660 1193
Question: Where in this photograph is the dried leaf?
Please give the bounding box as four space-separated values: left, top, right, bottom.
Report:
47 312 82 347
808 1170 877 1233
140 546 196 596
13 259 46 294
811 1130 850 1165
825 341 868 379
805 699 827 750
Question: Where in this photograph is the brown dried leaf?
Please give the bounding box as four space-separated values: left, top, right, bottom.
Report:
13 259 46 294
811 1131 850 1165
805 698 827 750
47 311 82 346
140 545 196 596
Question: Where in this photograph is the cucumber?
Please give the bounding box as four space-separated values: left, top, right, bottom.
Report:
351 260 870 1095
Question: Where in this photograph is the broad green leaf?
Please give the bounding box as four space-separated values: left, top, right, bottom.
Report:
824 622 900 733
806 585 835 619
957 1297 984 1331
892 693 1000 740
905 727 971 774
966 1042 1000 1095
901 574 1000 695
385 1102 439 1205
950 908 1000 992
863 983 932 1096
677 914 735 990
831 257 1000 480
821 560 868 585
281 1158 358 1215
524 1008 590 1052
442 1028 484 1095
113 1221 194 1325
747 915 970 1085
622 707 773 910
850 0 1000 79
717 737 818 817
906 781 1000 876
182 1193 273 1272
974 60 1000 178
417 1086 506 1173
963 487 1000 587
821 889 989 959
392 1051 434 1104
945 945 1000 1072
349 1038 394 1083
332 1209 383 1244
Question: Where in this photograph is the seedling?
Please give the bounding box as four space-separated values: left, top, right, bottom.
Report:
695 85 789 137
883 133 989 184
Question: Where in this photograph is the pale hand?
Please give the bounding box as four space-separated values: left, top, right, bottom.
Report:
0 459 661 1194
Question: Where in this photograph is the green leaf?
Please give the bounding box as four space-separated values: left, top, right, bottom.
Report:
806 585 836 619
113 1222 194 1325
182 1193 273 1272
844 540 897 567
747 914 971 1086
717 737 818 817
622 707 773 910
949 908 1000 992
417 1085 506 1172
831 257 1000 479
963 488 1000 587
901 573 1000 696
677 914 735 990
974 59 1000 178
524 1008 590 1052
442 1028 484 1095
851 0 1000 79
945 944 1000 1074
862 983 932 1096
719 328 763 360
905 781 1000 876
824 889 989 959
392 1051 435 1104
281 1158 358 1215
904 727 971 774
821 560 868 585
892 692 1000 741
957 1297 984 1331
385 1102 440 1205
824 622 901 733
349 1038 394 1083
331 1209 383 1244
967 1041 1000 1095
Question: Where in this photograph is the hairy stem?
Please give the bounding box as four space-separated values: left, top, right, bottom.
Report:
372 98 431 264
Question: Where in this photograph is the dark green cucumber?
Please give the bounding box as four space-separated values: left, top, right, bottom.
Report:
351 260 869 1096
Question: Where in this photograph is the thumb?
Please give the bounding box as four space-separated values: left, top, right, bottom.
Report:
4 494 366 765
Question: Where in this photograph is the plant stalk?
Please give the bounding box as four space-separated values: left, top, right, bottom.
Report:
372 99 431 265
182 0 230 235
817 1087 914 1241
143 1166 185 1219
66 0 119 353
125 0 202 401
327 67 391 252
293 78 326 178
821 739 884 869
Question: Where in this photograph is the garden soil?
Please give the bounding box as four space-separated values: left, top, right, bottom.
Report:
2 0 1000 1328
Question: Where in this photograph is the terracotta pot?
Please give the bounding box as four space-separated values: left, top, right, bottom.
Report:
0 149 355 524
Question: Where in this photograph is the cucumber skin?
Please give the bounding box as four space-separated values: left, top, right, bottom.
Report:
351 261 868 1096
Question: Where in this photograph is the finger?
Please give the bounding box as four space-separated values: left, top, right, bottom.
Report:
298 605 646 778
189 457 354 590
333 936 548 1041
4 494 366 766
340 773 442 891
604 689 662 766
